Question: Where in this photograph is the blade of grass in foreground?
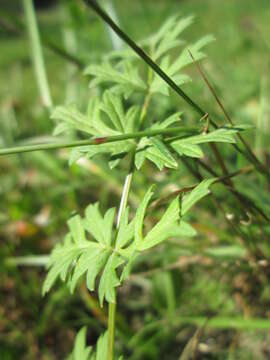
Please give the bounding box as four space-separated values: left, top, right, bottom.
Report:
23 0 52 108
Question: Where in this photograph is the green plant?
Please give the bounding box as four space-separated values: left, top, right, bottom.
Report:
38 5 250 360
2 1 270 359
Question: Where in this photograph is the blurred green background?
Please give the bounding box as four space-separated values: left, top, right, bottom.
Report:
0 0 270 359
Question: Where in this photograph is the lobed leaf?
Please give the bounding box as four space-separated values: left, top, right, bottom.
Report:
51 105 96 136
182 178 216 215
44 181 214 303
42 206 122 306
134 186 155 246
150 34 214 96
85 60 146 98
171 126 249 158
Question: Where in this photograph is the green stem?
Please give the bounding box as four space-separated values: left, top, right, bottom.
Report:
107 70 150 355
0 126 198 156
108 158 134 360
107 301 117 360
23 0 52 108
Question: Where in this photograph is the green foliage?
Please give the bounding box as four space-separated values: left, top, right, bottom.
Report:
68 327 92 360
170 126 247 158
68 329 123 360
85 60 146 98
43 179 214 305
181 178 216 215
2 0 269 358
49 13 253 175
52 93 247 169
84 14 214 98
91 331 108 360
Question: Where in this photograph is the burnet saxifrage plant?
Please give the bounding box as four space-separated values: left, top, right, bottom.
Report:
40 3 252 359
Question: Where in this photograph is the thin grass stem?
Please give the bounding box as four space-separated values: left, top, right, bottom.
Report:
23 0 52 108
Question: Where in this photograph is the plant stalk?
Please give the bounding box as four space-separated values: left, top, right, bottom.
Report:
0 126 198 156
107 301 117 360
108 157 134 360
23 0 52 108
107 76 150 358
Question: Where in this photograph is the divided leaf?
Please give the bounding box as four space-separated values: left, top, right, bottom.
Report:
171 126 248 158
85 60 146 98
52 91 137 167
135 112 185 170
182 178 216 215
133 180 215 251
137 196 180 251
44 182 215 303
42 205 122 306
68 329 121 360
52 104 96 136
149 28 215 96
142 15 193 59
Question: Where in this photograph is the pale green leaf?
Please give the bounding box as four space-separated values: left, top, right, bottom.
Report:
172 143 203 158
69 247 109 293
153 15 194 60
84 203 115 246
171 125 251 158
168 221 197 237
134 147 146 169
152 112 182 130
87 97 117 136
142 14 194 59
125 105 140 133
101 91 125 132
43 206 123 305
94 331 108 360
135 136 179 170
98 253 125 306
182 178 216 215
150 137 178 168
68 327 92 360
115 208 135 250
77 141 134 162
138 196 180 251
178 127 238 145
42 232 86 296
67 215 87 244
51 105 95 136
134 185 155 246
169 35 215 75
150 34 214 96
120 252 139 282
85 60 146 96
